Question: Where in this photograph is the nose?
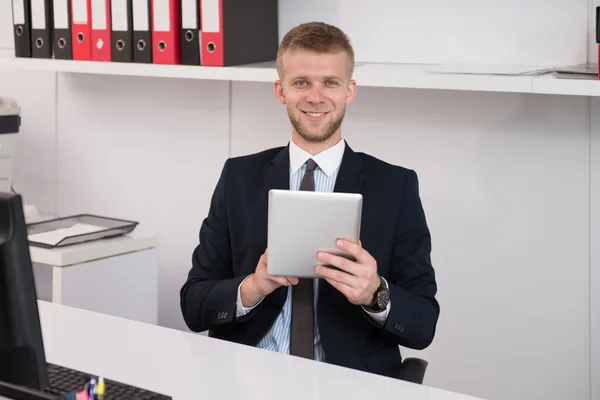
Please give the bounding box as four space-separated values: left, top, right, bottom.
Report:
305 85 326 104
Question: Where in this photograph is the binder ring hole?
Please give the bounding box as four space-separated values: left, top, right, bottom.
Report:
35 38 44 48
158 41 166 51
16 26 23 36
77 33 84 43
137 40 146 51
185 30 194 42
207 42 215 53
58 38 66 49
116 39 125 51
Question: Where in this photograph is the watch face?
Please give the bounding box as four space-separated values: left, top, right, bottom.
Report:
376 288 390 309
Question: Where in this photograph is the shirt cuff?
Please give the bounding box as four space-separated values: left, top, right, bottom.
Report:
362 277 391 326
236 275 264 318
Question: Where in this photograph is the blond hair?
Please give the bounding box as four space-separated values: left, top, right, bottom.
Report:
276 22 355 80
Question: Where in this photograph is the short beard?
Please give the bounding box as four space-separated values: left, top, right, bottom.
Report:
288 107 345 143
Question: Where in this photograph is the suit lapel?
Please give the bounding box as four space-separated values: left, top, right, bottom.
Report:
263 144 290 192
334 142 365 195
260 145 291 309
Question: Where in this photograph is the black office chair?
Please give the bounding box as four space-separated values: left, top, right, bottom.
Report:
397 357 428 384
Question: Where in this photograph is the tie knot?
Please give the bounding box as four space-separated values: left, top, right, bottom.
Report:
305 159 318 172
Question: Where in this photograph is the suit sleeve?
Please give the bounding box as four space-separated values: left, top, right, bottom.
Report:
378 169 440 350
180 159 259 332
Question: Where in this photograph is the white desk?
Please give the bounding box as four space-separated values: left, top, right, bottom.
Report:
26 213 159 325
34 301 487 400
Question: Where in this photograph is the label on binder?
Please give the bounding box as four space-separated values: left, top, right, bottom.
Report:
201 0 219 33
12 0 25 25
72 0 89 24
31 0 46 29
53 0 69 29
153 0 170 32
91 0 106 30
182 0 197 29
132 0 149 31
111 0 128 31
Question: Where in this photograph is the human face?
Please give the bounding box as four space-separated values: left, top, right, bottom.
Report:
274 50 356 146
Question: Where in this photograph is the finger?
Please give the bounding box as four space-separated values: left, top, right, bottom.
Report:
259 252 268 266
269 275 291 286
336 239 372 264
315 264 360 289
286 277 299 285
317 251 361 277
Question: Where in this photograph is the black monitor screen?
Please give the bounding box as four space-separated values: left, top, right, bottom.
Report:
0 192 48 390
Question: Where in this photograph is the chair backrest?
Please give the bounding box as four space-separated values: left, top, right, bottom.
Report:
398 357 428 384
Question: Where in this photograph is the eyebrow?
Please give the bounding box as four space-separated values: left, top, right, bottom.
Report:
289 75 343 81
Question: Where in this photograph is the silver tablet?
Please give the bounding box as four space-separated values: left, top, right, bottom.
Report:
267 189 363 278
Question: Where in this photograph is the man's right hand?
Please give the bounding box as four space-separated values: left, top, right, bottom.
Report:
240 249 299 308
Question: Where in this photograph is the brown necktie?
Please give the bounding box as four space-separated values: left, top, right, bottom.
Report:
290 159 317 359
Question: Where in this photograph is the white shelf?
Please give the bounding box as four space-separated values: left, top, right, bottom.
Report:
2 56 600 96
0 56 279 83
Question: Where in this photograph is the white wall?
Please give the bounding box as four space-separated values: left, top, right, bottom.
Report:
0 1 596 400
280 0 587 66
591 98 600 400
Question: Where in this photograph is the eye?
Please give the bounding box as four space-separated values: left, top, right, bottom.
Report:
326 80 338 86
294 80 307 87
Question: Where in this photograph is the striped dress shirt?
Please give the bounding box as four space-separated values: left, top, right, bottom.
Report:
236 138 389 361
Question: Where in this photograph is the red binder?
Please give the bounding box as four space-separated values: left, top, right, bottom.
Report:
90 0 111 61
200 0 222 66
151 0 180 64
71 0 92 60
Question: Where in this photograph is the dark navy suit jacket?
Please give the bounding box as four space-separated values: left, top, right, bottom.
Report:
180 142 440 378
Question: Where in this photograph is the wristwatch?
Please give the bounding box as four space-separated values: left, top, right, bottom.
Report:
365 276 390 313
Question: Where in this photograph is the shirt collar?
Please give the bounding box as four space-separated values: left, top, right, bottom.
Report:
289 138 346 177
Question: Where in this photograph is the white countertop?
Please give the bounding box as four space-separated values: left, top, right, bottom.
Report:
37 301 486 400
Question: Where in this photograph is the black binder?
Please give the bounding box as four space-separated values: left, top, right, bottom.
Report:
111 0 133 62
52 0 72 59
180 0 200 65
31 0 54 58
11 0 32 57
132 0 152 63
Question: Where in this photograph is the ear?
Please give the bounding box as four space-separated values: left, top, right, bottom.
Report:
274 80 287 104
346 79 357 105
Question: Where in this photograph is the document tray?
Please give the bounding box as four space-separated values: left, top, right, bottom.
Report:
26 214 139 249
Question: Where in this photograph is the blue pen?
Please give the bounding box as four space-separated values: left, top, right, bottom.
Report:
88 376 97 399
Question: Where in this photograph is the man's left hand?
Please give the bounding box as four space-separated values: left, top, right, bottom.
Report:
315 239 380 307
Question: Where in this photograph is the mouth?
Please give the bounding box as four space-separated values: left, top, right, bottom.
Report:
302 111 329 121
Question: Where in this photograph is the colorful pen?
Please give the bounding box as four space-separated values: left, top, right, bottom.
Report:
96 377 105 400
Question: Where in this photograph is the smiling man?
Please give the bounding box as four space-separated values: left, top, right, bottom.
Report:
180 22 440 379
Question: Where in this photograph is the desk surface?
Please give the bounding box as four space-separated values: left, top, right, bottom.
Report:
36 301 485 400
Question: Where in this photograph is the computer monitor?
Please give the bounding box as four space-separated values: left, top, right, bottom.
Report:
0 192 49 391
0 192 172 400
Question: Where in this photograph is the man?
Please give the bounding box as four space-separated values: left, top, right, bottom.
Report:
180 21 439 379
